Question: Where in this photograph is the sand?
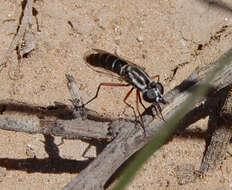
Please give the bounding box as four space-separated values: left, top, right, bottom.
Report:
1 0 232 189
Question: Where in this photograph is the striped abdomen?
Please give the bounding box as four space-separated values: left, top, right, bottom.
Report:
85 53 128 75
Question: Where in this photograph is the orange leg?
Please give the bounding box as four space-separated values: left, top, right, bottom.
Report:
151 75 160 82
136 90 146 110
123 87 137 117
84 83 130 106
124 88 146 135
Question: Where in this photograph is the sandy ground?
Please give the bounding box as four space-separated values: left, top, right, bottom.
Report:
1 0 232 189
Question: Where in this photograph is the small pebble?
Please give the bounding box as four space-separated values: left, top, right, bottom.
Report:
94 6 117 29
26 144 36 158
136 35 144 42
180 39 186 47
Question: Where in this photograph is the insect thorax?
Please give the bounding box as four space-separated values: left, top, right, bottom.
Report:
122 65 151 91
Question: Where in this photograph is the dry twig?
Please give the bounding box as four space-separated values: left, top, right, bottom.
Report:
200 84 232 173
175 85 232 185
0 0 35 75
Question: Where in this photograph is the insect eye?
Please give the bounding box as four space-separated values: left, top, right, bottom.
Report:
150 81 157 88
156 82 164 94
142 90 156 103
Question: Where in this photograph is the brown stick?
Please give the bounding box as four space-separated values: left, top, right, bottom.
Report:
200 84 232 173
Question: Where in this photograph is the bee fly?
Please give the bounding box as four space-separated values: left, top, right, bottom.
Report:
83 49 166 132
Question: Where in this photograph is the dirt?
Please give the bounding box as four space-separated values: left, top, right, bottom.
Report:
1 0 232 189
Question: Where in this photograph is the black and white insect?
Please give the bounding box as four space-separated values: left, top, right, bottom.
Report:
84 49 166 130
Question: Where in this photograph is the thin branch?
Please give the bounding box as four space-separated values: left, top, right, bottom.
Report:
18 0 35 58
0 0 34 71
65 74 88 119
200 84 232 172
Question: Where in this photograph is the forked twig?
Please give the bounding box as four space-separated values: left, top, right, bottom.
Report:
200 84 232 173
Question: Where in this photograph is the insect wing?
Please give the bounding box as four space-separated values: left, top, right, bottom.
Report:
84 49 124 81
92 49 146 71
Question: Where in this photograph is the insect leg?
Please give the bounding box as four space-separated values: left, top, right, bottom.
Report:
136 90 146 110
82 144 92 159
136 90 146 135
135 90 141 116
84 83 130 106
154 102 165 121
151 75 160 82
123 87 137 117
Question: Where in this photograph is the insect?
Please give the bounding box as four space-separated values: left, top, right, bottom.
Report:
83 49 166 132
